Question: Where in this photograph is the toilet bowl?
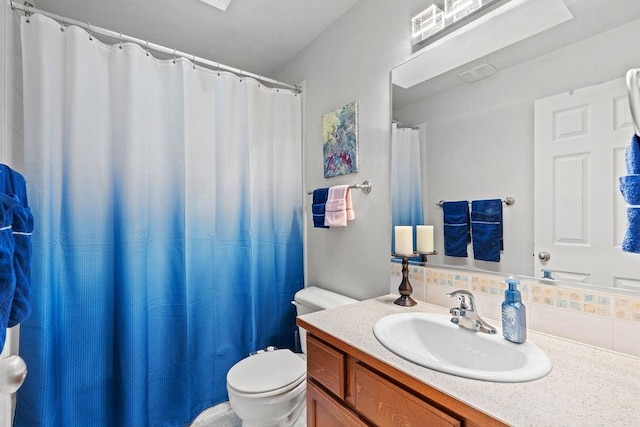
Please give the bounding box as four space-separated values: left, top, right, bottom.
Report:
227 349 306 427
226 286 357 427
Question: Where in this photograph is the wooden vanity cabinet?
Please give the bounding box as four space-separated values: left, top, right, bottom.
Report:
302 330 506 427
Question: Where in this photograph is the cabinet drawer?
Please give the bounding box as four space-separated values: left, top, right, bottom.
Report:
307 380 369 427
354 363 461 427
307 335 346 398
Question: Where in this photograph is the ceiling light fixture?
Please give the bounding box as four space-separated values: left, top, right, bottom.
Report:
396 0 573 88
199 0 232 12
412 0 509 47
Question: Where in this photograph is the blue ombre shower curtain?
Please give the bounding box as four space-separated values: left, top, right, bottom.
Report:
391 123 424 249
16 14 303 426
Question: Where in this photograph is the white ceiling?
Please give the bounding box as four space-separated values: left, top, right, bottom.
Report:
393 0 640 110
31 0 361 79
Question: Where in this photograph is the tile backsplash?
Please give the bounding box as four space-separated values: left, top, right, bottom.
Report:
390 262 640 358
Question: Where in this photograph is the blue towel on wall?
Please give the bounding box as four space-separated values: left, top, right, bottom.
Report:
471 199 503 262
8 203 33 326
0 195 17 352
619 174 640 253
442 201 470 257
312 188 330 229
0 165 33 326
626 134 640 175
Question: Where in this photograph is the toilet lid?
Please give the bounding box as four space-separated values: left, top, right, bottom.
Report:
226 349 306 395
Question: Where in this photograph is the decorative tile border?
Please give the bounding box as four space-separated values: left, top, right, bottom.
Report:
391 262 640 324
470 274 503 296
389 262 426 282
390 262 402 277
425 268 470 290
531 283 611 317
409 266 425 282
614 296 640 323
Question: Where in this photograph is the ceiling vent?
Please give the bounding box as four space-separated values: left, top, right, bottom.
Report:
458 63 497 83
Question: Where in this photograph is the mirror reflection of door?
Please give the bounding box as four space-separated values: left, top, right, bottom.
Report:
534 77 640 290
391 122 426 253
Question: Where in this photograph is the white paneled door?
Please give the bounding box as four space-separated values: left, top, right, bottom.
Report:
534 77 640 289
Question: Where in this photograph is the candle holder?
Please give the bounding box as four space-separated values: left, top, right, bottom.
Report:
418 251 438 263
392 253 417 307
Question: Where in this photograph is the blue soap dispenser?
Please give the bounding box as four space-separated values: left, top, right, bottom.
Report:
502 276 527 344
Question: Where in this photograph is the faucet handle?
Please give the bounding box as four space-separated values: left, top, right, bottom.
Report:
446 289 473 298
446 290 475 310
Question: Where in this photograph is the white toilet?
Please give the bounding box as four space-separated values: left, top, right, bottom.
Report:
226 286 357 427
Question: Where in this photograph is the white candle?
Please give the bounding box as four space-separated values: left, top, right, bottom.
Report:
417 225 434 253
394 226 414 256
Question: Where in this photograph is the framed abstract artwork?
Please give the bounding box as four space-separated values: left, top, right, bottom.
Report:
322 101 359 178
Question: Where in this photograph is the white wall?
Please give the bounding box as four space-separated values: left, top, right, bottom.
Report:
393 18 640 277
274 0 427 300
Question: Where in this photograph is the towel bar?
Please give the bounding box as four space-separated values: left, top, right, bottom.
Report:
306 181 372 195
436 197 514 207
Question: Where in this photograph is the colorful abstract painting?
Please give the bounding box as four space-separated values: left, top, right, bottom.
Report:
323 101 358 178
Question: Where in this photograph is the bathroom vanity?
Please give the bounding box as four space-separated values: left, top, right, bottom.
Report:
304 333 502 426
297 295 640 426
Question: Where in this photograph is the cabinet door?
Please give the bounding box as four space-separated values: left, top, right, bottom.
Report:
354 363 461 427
307 335 346 398
307 380 369 427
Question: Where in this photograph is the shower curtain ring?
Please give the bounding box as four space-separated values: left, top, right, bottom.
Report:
60 16 65 31
88 23 93 40
217 63 221 76
23 2 31 22
192 54 196 70
173 49 177 64
118 32 123 49
145 40 150 56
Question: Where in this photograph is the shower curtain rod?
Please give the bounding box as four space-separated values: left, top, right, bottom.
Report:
392 121 420 130
10 1 302 93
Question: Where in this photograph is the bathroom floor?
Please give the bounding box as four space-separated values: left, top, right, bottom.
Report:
190 402 241 427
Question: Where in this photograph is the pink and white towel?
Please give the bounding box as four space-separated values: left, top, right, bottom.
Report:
324 185 355 227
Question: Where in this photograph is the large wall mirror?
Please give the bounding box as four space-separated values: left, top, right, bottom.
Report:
391 0 640 294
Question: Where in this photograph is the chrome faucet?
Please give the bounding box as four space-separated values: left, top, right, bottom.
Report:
446 290 497 334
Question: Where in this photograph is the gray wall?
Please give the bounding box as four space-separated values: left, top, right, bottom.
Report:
393 18 640 278
274 0 425 300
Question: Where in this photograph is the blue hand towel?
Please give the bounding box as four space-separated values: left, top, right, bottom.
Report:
623 208 640 253
0 195 17 352
312 188 330 229
626 134 640 175
442 201 470 257
0 165 33 325
7 204 32 327
471 199 503 262
619 174 640 253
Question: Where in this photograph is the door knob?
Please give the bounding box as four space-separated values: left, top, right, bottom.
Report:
538 251 551 262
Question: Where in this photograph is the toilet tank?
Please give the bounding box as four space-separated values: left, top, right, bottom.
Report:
292 286 357 354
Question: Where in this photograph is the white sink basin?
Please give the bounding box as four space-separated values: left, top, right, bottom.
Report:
373 312 552 382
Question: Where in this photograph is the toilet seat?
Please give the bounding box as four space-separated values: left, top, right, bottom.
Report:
226 349 306 398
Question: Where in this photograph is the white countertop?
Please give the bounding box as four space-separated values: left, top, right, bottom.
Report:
298 295 640 426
